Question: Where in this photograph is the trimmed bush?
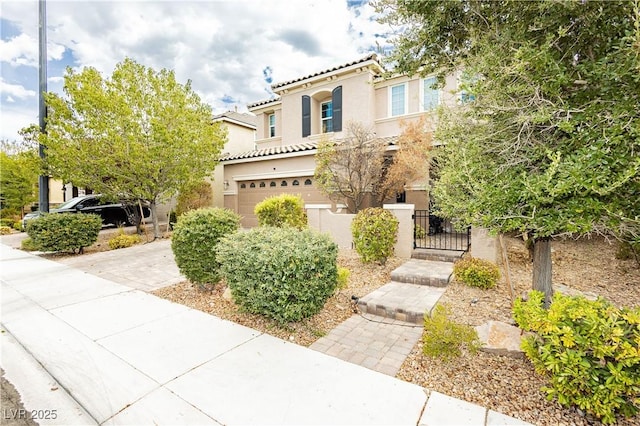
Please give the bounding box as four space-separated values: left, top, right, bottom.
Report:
108 231 141 250
351 207 398 264
217 226 338 324
21 237 38 251
254 194 307 229
0 218 15 227
0 225 12 235
26 213 102 254
422 304 481 361
513 291 640 424
453 257 500 289
171 207 240 287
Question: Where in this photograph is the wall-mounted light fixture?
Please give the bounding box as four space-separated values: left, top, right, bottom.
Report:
223 180 229 190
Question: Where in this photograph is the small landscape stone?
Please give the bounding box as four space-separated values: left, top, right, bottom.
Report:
222 287 233 300
475 321 524 358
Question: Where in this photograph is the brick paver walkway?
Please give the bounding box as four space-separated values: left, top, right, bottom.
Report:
310 315 422 376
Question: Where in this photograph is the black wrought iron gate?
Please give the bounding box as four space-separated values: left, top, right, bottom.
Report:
413 210 470 251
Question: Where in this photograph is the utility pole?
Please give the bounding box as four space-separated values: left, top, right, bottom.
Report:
38 0 49 212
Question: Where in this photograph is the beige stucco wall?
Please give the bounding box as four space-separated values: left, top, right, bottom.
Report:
212 121 256 208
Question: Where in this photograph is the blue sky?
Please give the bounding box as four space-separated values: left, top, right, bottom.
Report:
0 0 393 142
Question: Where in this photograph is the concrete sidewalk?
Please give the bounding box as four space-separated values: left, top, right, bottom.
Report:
1 244 530 425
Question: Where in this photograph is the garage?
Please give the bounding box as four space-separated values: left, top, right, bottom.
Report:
237 176 330 227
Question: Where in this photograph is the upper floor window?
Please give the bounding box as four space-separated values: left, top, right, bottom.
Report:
268 113 276 138
422 77 439 111
321 101 333 133
390 83 407 116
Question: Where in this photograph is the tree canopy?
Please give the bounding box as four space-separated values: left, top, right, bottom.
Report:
0 137 40 218
375 0 640 305
38 58 227 238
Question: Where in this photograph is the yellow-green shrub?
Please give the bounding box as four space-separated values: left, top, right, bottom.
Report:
453 257 500 289
337 267 350 290
422 304 481 361
254 194 307 229
351 208 398 264
513 291 640 424
21 237 38 251
108 231 141 249
0 225 12 235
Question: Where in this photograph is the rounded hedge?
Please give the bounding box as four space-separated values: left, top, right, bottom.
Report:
171 207 241 286
351 207 398 264
217 226 338 324
26 213 102 254
254 193 307 229
453 257 500 289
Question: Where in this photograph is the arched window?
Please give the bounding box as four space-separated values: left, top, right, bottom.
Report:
250 182 256 188
240 183 246 189
292 180 300 186
304 179 312 186
270 181 276 187
281 180 288 187
259 182 265 188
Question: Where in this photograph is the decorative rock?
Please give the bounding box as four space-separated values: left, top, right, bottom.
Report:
222 287 233 301
475 321 524 358
554 284 598 301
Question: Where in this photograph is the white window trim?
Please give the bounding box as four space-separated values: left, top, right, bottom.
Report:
388 83 408 117
420 76 440 112
268 113 276 138
320 100 333 133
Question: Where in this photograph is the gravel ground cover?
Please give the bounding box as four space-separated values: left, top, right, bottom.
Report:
154 235 640 426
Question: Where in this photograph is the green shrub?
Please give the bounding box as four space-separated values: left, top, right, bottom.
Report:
176 181 213 216
337 267 350 290
217 227 338 324
171 207 240 287
513 291 640 424
453 257 500 289
21 237 38 251
26 213 102 254
254 194 307 229
351 208 398 264
414 223 427 239
422 304 481 361
13 221 22 231
0 225 12 235
0 218 15 227
108 231 141 250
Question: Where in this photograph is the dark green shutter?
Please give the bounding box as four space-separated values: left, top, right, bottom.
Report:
302 95 311 137
332 86 342 132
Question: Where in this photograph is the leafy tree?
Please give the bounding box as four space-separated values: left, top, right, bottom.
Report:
175 180 214 217
375 0 640 306
314 121 386 213
0 139 39 218
36 58 226 238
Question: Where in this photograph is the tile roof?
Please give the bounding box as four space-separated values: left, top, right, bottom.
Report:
247 97 281 110
270 53 382 90
220 135 398 162
212 111 257 128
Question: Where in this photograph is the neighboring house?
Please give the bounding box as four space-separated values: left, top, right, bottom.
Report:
211 111 257 209
220 53 464 227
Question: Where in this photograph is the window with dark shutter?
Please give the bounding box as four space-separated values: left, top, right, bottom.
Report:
332 86 342 132
302 95 311 137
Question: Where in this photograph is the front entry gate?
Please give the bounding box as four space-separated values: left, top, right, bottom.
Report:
413 210 470 251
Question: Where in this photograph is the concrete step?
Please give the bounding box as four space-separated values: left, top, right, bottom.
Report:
357 282 446 324
411 249 464 263
390 259 453 287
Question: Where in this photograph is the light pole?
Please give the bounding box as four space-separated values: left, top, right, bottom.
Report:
38 0 49 212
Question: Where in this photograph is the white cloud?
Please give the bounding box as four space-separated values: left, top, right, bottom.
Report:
6 96 15 103
0 78 36 99
0 0 391 141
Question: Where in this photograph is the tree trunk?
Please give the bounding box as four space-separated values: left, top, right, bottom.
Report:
532 237 553 308
150 200 160 240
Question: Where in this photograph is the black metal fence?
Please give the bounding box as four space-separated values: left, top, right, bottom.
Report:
413 210 470 251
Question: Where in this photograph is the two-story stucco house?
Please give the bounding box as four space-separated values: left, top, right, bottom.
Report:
219 54 462 227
